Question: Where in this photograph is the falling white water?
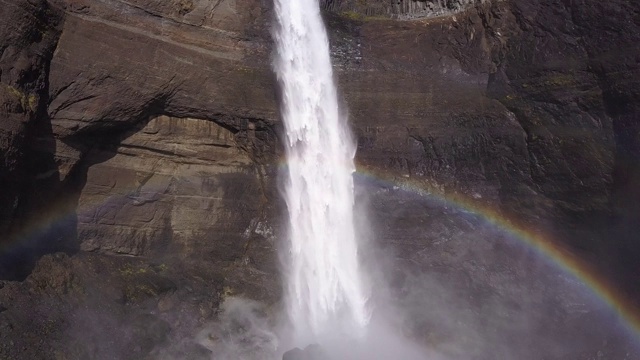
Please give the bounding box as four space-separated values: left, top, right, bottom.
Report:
272 0 370 342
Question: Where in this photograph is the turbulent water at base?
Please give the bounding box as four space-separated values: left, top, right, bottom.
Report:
272 0 370 343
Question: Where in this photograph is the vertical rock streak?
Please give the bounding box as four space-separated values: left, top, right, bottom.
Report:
272 0 369 341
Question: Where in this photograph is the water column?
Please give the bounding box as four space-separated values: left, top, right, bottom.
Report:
272 0 370 343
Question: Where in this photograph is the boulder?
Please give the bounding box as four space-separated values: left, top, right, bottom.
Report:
283 344 327 360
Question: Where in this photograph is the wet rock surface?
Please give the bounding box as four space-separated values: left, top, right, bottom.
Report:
0 251 272 359
0 0 639 358
282 344 326 360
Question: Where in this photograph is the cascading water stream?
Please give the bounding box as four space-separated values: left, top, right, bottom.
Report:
272 0 370 344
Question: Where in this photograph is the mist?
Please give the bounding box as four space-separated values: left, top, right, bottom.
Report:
185 177 639 360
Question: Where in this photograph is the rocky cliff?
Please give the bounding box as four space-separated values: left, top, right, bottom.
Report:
0 0 639 359
0 0 279 280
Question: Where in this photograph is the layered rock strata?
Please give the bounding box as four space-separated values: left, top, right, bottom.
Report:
322 0 482 19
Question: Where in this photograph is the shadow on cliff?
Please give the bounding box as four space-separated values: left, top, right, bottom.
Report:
0 91 173 280
0 96 80 281
603 83 640 300
0 11 70 279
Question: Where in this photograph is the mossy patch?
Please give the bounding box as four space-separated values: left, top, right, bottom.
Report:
234 65 255 74
5 85 37 112
119 263 149 276
520 73 578 91
119 263 176 303
339 10 388 22
341 10 364 21
543 74 576 87
221 285 234 298
177 0 194 15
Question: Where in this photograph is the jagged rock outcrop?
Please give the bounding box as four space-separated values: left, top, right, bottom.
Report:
322 0 482 19
282 344 326 360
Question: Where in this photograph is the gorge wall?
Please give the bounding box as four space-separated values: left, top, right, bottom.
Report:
0 0 639 359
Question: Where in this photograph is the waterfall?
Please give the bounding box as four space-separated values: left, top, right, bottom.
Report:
272 0 370 343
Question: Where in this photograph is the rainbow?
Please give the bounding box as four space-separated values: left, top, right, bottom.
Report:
0 192 112 254
353 163 640 340
0 179 175 256
3 161 640 341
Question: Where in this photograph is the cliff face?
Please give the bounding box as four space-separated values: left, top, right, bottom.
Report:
0 0 279 280
332 0 640 275
0 1 282 357
0 0 639 358
329 0 637 258
490 0 640 286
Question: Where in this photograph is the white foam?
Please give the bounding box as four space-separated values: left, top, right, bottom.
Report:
272 0 370 344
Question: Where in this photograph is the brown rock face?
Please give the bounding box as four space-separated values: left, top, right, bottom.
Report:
486 0 640 283
76 115 258 257
324 0 640 282
1 0 280 279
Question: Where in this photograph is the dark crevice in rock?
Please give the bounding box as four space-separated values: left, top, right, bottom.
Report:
0 0 65 280
597 67 640 298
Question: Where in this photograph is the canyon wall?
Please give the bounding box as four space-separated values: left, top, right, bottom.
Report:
0 0 639 358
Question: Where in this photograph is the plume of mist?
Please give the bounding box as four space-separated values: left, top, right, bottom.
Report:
196 297 279 360
178 182 640 360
